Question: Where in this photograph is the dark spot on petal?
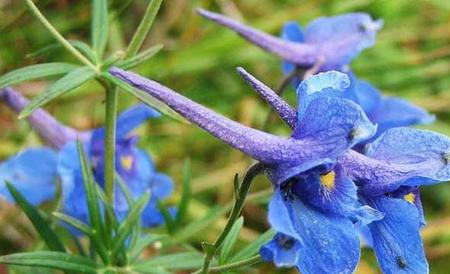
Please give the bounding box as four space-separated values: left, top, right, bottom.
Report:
443 151 450 165
277 235 295 250
396 256 407 269
280 180 295 201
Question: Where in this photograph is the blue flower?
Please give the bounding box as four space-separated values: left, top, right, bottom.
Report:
198 9 382 73
110 67 380 273
0 87 174 230
110 67 450 274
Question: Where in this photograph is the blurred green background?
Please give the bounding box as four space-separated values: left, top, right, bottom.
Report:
0 0 450 273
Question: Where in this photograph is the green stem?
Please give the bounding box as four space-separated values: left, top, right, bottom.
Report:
104 86 118 229
23 0 99 73
124 0 163 58
198 162 264 274
209 255 261 273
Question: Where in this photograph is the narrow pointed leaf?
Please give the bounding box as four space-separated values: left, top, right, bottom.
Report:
91 0 109 58
111 191 151 257
128 234 168 262
19 67 95 119
231 229 275 262
220 217 244 264
0 63 78 89
118 44 163 70
53 212 93 236
131 252 204 272
5 182 66 252
174 159 192 228
76 141 109 262
103 71 187 123
0 252 98 274
158 200 176 233
28 41 97 63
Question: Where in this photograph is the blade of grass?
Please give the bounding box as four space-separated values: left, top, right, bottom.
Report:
117 44 163 70
5 181 66 253
52 212 93 236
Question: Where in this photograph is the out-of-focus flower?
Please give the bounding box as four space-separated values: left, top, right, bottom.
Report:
0 87 173 230
198 9 382 72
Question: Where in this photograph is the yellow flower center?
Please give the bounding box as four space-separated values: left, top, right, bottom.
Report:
120 155 134 171
403 193 415 204
320 171 336 189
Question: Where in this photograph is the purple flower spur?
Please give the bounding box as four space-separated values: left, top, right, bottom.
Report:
197 9 382 73
110 67 450 274
0 87 174 230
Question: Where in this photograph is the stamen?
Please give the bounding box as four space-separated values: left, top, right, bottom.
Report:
320 171 336 189
277 234 295 250
403 193 415 204
396 256 407 269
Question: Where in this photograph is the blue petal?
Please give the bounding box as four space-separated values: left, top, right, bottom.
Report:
141 203 176 227
0 148 58 205
366 127 450 187
260 233 302 268
366 197 428 274
116 104 160 139
368 97 435 138
281 21 305 89
150 173 174 200
347 75 381 115
267 188 360 273
304 13 383 71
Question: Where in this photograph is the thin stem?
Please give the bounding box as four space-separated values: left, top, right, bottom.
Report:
124 0 163 58
104 85 118 236
23 0 99 73
209 255 261 273
198 162 265 274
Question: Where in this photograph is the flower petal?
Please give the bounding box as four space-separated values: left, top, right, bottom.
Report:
260 233 302 268
0 148 58 205
368 97 435 138
0 87 86 148
116 104 160 139
197 9 317 66
236 67 296 129
366 197 428 274
268 188 360 274
304 13 383 71
281 21 305 89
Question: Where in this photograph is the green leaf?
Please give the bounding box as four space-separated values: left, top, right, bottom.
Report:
131 252 204 273
220 217 244 264
111 191 151 258
28 41 97 63
91 0 109 59
103 71 187 123
5 182 66 253
157 200 176 234
230 229 276 262
174 159 191 229
0 252 98 274
52 212 93 236
19 67 95 119
124 0 163 58
117 44 163 70
76 141 109 263
128 234 168 262
0 63 78 89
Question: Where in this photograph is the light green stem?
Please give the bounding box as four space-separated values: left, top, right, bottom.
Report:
104 86 118 219
23 0 99 73
194 255 262 274
124 0 163 58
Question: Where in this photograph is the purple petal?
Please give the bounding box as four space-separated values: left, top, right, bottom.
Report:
0 87 88 149
109 67 311 165
197 9 317 66
236 67 296 129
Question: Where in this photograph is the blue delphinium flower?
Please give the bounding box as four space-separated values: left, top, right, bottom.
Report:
0 87 174 229
110 67 450 274
110 67 380 273
197 9 382 73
